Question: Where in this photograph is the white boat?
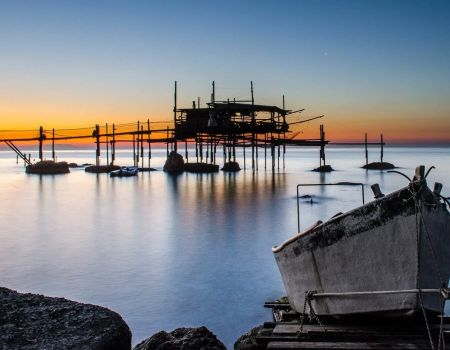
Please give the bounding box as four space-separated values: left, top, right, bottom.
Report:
273 166 450 318
110 166 138 177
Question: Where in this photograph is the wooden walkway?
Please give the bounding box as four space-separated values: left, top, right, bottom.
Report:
257 302 450 349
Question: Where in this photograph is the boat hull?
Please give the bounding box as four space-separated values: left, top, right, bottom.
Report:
273 186 450 317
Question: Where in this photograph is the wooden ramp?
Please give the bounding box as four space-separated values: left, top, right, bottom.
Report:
256 303 450 350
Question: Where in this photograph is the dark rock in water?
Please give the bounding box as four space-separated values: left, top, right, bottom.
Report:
184 162 219 173
138 167 158 172
26 160 70 174
134 326 226 350
163 151 185 173
85 165 121 173
234 325 265 350
68 162 79 168
221 161 241 172
312 164 334 172
0 287 131 350
362 162 395 170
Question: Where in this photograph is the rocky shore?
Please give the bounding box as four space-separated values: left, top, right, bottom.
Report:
0 286 255 350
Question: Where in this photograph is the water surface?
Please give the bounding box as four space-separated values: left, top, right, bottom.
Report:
0 146 449 347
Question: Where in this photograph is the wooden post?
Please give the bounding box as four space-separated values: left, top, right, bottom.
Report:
282 95 286 170
185 140 188 163
39 126 44 161
147 119 151 168
106 123 109 166
95 124 100 166
132 133 136 167
251 81 255 170
136 121 140 165
173 81 178 152
264 133 267 170
380 134 384 163
112 123 116 165
52 128 55 161
365 132 368 166
166 126 169 157
243 134 246 170
141 125 144 169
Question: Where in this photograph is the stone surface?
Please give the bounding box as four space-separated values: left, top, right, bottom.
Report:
184 162 219 173
234 325 265 350
163 151 185 173
0 287 131 350
221 161 241 172
312 164 334 172
133 327 226 350
362 161 395 170
85 165 121 173
26 160 70 174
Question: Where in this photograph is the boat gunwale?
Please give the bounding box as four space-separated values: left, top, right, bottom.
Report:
272 185 415 254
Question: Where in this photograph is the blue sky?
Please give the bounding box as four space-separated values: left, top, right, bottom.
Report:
1 0 449 142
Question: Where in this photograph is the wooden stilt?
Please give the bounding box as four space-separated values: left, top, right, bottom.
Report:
52 128 55 161
39 126 44 161
106 124 109 166
365 132 368 166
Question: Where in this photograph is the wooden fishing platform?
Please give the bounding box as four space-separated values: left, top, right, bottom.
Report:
256 301 450 349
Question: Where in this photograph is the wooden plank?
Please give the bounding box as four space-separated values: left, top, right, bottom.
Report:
273 323 450 335
267 341 423 349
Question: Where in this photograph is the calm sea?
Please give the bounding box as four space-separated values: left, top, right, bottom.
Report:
0 146 449 347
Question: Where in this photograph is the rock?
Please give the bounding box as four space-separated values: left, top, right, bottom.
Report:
133 326 226 350
312 164 334 172
163 152 185 174
362 162 395 170
234 325 265 350
26 160 70 175
85 165 121 173
0 287 131 350
221 161 241 172
184 162 219 173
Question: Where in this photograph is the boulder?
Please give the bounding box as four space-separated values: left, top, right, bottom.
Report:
312 164 334 172
163 152 185 174
134 326 226 350
0 287 131 350
26 160 70 175
85 165 121 173
221 161 241 172
234 325 265 350
184 162 219 173
362 162 395 170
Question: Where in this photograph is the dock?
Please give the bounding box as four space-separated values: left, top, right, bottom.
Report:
254 301 450 349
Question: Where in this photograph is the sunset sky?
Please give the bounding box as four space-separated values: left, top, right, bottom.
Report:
1 0 449 144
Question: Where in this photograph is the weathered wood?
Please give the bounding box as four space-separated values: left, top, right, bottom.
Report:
267 341 424 349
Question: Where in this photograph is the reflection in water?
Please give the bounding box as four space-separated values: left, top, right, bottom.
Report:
0 147 449 347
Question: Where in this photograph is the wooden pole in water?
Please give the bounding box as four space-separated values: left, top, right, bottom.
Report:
141 125 144 169
112 123 116 165
173 81 177 153
166 126 169 157
136 121 140 165
147 119 151 168
380 134 384 163
251 81 255 171
95 124 100 166
264 133 267 170
106 123 109 166
39 126 44 161
282 95 286 169
195 137 198 162
365 132 368 166
132 133 136 167
243 134 246 170
52 128 55 161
